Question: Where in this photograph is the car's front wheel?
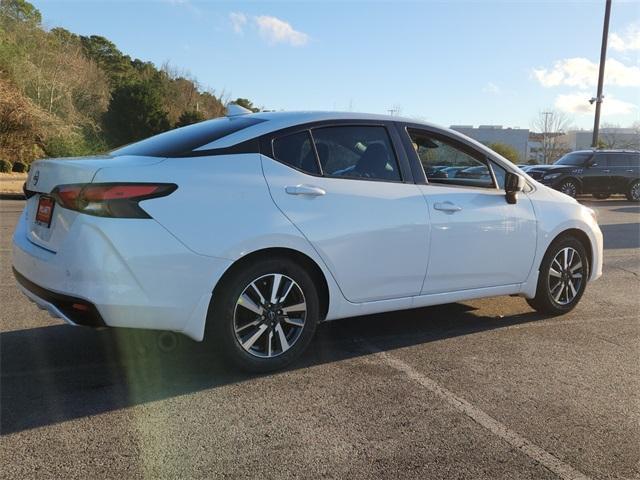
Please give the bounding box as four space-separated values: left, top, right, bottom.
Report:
558 179 578 198
626 180 640 202
527 235 589 315
208 257 319 372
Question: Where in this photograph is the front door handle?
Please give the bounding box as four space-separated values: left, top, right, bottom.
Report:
627 169 634 173
285 185 326 196
602 169 611 173
434 201 462 213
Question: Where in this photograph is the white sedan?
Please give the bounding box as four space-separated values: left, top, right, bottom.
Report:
12 109 603 371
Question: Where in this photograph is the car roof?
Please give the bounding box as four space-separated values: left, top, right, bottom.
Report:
200 110 446 149
573 149 640 154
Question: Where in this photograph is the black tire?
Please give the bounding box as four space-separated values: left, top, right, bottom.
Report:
592 193 610 200
207 257 319 372
526 235 589 315
626 180 640 202
558 179 578 198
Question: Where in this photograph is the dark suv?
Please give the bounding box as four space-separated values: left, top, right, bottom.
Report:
527 150 640 201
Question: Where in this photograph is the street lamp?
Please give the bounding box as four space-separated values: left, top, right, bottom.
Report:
591 0 612 148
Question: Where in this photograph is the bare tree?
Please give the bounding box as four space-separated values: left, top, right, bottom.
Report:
531 110 572 164
600 122 640 150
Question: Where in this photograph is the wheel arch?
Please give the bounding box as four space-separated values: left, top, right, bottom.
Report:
211 247 331 322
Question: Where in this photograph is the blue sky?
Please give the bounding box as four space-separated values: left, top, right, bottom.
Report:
33 0 640 130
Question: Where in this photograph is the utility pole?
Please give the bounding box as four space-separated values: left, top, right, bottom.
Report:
542 111 552 164
592 0 612 148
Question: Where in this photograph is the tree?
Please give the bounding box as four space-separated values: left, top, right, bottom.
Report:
80 35 134 85
103 81 170 147
232 97 260 113
600 123 640 150
531 110 571 164
0 0 41 24
175 110 204 128
486 142 520 163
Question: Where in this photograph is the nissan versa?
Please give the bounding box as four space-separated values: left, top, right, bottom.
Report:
12 109 603 371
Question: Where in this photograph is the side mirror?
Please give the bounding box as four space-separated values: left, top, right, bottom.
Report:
505 172 525 204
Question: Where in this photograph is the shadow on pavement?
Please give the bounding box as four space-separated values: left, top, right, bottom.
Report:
1 302 546 435
611 206 640 214
600 223 640 249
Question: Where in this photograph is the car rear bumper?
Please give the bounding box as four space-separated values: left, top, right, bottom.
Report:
13 267 106 327
12 207 232 340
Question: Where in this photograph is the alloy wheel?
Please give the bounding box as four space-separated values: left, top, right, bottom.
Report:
233 273 307 358
547 247 584 305
560 181 577 198
631 182 640 201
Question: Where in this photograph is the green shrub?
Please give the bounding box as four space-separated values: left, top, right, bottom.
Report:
0 160 11 173
12 161 27 173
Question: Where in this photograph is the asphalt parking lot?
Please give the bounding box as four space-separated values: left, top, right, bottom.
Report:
1 198 638 479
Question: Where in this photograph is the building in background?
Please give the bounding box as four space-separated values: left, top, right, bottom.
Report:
562 127 640 151
450 125 529 162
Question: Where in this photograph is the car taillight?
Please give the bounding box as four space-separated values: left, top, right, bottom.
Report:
51 183 177 218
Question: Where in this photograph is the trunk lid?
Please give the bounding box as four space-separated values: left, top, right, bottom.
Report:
24 155 164 253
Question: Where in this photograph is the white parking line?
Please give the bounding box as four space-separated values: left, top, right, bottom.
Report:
369 346 591 480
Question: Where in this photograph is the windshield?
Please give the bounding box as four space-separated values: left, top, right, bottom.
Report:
112 116 265 157
554 152 592 166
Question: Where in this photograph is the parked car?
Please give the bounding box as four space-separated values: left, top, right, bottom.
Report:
526 150 640 201
13 110 603 372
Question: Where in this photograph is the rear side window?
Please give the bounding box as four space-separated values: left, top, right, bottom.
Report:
272 131 320 175
112 116 265 157
311 126 401 181
608 153 639 167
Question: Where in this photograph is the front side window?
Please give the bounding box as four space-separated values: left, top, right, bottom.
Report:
272 131 320 175
408 129 494 188
311 126 401 181
491 161 507 189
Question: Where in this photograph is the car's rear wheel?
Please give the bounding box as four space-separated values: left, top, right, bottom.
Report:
592 193 610 200
558 179 578 198
626 180 640 202
208 257 319 372
527 235 589 315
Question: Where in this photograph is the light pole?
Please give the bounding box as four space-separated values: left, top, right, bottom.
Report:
592 0 612 148
542 111 552 164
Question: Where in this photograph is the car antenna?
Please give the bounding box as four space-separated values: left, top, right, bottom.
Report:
226 103 253 117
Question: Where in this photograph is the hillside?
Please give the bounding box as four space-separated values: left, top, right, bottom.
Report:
0 0 252 170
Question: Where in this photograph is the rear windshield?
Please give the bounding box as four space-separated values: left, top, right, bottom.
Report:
111 116 265 157
554 152 592 166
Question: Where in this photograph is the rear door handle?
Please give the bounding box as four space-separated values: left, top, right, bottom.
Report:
602 169 611 173
627 169 634 173
434 201 462 213
285 185 326 196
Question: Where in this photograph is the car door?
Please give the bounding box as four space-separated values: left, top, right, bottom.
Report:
402 126 537 294
608 153 634 194
261 123 430 303
581 153 609 193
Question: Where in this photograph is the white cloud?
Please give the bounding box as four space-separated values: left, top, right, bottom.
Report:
482 82 500 94
254 15 309 46
229 12 247 34
610 23 640 52
555 92 638 116
533 57 640 88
